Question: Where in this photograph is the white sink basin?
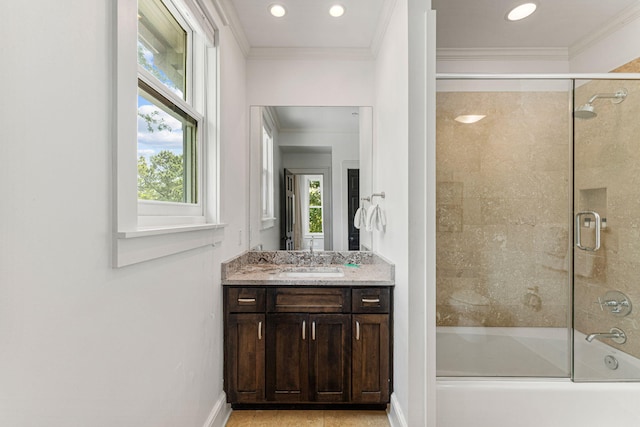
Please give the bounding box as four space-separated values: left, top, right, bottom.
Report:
278 266 344 278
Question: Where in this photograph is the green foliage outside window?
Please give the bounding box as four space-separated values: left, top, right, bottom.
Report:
309 208 322 233
138 151 185 202
308 180 322 233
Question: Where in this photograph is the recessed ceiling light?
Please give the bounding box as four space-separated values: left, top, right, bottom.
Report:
269 4 286 18
329 4 345 18
506 3 537 21
454 115 486 124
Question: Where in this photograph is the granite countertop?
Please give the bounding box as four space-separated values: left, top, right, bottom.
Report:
221 251 394 287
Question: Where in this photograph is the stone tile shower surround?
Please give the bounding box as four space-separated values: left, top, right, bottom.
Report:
436 90 572 329
574 78 640 360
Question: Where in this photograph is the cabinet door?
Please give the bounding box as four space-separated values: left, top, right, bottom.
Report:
266 313 309 402
226 313 265 403
309 314 351 402
352 314 390 403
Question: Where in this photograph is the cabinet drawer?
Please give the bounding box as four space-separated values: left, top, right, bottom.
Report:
267 288 350 313
352 288 390 313
226 287 266 312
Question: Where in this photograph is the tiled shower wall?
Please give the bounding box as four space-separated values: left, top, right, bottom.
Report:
436 90 572 328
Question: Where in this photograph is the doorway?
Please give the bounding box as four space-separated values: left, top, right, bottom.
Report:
281 168 332 251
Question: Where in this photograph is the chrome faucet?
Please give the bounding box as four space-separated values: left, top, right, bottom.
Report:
309 236 315 255
585 327 626 344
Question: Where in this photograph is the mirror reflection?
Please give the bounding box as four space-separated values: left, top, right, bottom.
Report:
249 106 373 252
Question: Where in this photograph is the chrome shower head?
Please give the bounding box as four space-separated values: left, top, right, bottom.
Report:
574 103 597 119
574 88 628 119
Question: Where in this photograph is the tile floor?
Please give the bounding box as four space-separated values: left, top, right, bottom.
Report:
225 410 390 427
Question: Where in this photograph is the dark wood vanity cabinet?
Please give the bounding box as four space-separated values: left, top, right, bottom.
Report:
352 314 390 403
224 285 392 407
266 313 351 403
226 313 265 403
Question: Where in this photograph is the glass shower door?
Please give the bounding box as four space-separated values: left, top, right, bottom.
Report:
573 78 640 381
436 78 572 377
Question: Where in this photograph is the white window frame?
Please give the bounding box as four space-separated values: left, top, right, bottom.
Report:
114 0 224 267
136 71 204 219
260 109 276 229
137 0 202 221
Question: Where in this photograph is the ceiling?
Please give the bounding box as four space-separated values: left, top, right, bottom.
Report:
273 106 360 133
218 0 391 54
219 0 640 54
432 0 639 50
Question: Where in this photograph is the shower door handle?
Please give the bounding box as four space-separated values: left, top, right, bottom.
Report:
575 211 601 252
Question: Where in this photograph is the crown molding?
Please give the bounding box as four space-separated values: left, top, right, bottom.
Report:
279 129 358 135
207 0 228 26
214 0 250 56
247 47 375 61
437 47 569 62
569 2 640 59
370 0 397 57
264 106 281 130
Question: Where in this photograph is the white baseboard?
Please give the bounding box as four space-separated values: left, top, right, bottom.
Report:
387 393 408 427
202 391 231 427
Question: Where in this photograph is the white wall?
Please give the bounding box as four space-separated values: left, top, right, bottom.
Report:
0 1 247 426
247 59 375 106
373 0 410 424
437 56 570 74
248 107 281 250
359 107 374 251
570 14 640 73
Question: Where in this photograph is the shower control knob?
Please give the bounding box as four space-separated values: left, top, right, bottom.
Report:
595 291 632 317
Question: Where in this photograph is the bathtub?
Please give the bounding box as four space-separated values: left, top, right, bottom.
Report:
436 326 640 426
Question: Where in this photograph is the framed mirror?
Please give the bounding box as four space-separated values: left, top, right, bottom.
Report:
249 106 373 252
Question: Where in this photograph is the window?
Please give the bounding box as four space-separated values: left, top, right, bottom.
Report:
306 175 323 234
137 80 198 204
137 0 202 218
261 111 275 227
137 0 187 99
114 0 221 267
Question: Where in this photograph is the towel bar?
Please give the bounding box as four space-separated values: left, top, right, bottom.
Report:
360 192 386 202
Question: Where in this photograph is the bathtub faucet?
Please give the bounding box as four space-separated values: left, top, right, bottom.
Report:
585 327 627 344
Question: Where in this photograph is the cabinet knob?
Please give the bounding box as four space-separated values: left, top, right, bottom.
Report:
312 321 316 341
258 321 262 340
238 298 256 303
356 320 360 341
362 298 380 304
302 320 306 340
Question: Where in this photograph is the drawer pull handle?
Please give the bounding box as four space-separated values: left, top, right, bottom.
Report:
238 298 256 303
312 321 316 341
258 321 262 340
356 320 360 341
302 321 306 340
362 298 380 304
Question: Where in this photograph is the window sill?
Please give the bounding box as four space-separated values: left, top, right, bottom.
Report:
116 223 225 239
261 217 277 230
114 223 227 268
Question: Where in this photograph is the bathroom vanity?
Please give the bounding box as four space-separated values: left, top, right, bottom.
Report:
222 251 394 408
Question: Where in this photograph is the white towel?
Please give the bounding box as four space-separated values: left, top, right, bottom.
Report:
366 204 386 232
353 202 367 229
